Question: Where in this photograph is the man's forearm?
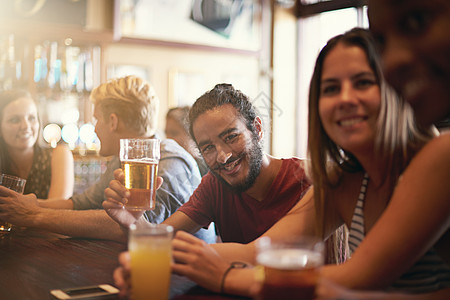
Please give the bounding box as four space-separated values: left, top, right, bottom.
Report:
38 198 74 209
223 268 257 297
211 242 256 265
162 211 202 234
30 208 128 242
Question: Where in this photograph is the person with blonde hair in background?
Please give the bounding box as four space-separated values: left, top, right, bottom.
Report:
0 89 73 199
0 76 215 243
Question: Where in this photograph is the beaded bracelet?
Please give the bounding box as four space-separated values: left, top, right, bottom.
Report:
220 262 248 294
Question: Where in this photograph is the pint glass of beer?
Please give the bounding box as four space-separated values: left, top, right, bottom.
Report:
0 174 26 232
255 236 324 300
129 223 173 300
120 138 160 211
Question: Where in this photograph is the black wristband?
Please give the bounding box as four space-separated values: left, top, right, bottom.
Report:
220 262 247 294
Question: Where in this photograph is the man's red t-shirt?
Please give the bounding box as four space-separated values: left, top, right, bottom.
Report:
177 158 311 243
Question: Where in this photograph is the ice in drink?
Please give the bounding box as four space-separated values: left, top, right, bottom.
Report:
0 174 26 233
122 159 158 211
257 248 322 300
0 221 12 232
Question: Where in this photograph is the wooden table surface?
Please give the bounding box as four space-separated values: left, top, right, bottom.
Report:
0 227 250 300
0 227 126 299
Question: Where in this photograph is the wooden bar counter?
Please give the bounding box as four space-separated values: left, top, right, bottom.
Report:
0 227 249 300
0 227 126 299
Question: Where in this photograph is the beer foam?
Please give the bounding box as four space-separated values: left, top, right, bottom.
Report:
257 249 322 270
122 158 159 164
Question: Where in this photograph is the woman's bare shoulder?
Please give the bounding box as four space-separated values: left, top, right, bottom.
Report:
51 144 74 164
393 132 450 222
406 132 450 175
52 144 72 155
419 132 450 155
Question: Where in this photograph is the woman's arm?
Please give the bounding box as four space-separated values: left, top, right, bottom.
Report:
47 144 74 199
318 278 450 299
211 188 318 264
322 133 450 290
171 188 319 297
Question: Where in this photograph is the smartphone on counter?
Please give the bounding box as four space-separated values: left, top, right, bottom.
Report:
50 284 119 299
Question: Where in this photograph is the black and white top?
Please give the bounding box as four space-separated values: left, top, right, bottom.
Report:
348 173 450 293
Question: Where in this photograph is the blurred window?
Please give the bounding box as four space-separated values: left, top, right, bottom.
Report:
296 2 368 157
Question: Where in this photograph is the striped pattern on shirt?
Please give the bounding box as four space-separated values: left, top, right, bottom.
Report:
347 173 450 293
348 173 369 252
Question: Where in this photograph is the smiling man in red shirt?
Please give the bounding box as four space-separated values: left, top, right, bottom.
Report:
105 83 311 244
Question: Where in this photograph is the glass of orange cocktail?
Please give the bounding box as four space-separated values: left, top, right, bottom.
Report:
128 223 173 300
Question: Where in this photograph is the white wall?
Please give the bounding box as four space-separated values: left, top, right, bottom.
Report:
103 43 260 136
272 7 298 158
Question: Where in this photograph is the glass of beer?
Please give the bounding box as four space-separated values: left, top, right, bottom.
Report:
255 236 324 300
0 174 26 232
128 223 173 300
120 138 160 211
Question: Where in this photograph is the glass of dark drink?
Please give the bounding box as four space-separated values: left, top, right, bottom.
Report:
255 236 324 300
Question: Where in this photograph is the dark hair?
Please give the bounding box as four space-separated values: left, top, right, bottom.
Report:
0 89 38 173
0 89 31 116
188 84 258 143
166 106 190 133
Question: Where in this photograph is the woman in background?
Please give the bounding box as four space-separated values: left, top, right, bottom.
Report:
165 106 208 176
0 89 74 199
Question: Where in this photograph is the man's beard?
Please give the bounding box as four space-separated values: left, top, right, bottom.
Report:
209 132 263 192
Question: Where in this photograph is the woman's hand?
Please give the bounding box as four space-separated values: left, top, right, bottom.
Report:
0 186 40 227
